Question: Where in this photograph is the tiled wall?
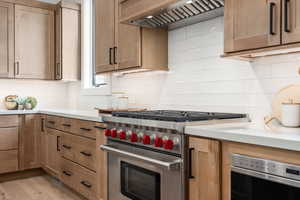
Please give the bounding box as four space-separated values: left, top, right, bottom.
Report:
111 17 300 126
0 80 69 109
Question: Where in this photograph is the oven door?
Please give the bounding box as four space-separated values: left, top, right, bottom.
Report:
101 141 183 200
231 167 300 200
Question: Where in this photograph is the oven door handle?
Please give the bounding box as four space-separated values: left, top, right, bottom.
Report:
100 145 182 170
232 166 300 189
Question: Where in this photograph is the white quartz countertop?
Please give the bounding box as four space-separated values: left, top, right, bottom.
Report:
0 109 105 122
185 121 300 152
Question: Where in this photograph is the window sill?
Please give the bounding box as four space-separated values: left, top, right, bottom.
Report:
80 86 112 96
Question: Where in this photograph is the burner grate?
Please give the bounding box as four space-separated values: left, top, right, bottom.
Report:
112 110 247 122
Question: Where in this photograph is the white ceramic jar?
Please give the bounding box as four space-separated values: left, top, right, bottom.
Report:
281 102 300 127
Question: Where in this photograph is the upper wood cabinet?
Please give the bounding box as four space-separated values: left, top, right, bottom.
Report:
224 0 281 53
0 2 14 78
19 114 42 170
224 0 300 58
282 0 300 44
15 5 55 80
188 136 221 200
55 2 81 81
95 0 116 73
95 0 168 74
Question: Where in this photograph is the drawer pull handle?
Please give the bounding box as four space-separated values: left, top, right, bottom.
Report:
80 151 92 157
94 126 105 130
80 128 92 131
62 144 72 150
63 171 73 176
62 124 71 127
48 121 55 124
80 181 92 188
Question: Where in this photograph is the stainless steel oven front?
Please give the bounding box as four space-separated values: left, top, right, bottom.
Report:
101 140 183 200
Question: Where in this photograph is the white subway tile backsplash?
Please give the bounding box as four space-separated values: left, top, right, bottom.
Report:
69 16 300 126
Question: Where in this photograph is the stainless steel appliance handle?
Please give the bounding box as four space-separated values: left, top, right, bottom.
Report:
232 166 300 189
100 145 182 170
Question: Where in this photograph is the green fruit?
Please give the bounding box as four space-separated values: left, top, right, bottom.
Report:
27 97 38 109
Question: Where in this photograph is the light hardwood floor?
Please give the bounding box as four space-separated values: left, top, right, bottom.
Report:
0 175 85 200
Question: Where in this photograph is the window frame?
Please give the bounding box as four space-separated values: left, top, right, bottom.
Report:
80 0 111 96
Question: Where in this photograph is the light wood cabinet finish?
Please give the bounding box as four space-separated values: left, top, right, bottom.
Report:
224 0 281 53
55 3 81 81
95 0 168 73
0 150 18 174
96 126 107 200
188 137 221 200
15 5 54 80
61 133 96 171
19 115 41 170
61 158 97 200
222 141 300 200
0 115 19 127
0 127 18 150
95 0 116 73
119 0 177 23
0 2 14 78
43 128 61 177
282 0 300 44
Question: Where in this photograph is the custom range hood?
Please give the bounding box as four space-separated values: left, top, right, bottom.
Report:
122 0 224 30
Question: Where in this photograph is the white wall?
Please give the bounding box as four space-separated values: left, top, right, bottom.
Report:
69 16 300 126
0 80 69 109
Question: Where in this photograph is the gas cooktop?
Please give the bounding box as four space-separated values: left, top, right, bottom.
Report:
112 110 247 122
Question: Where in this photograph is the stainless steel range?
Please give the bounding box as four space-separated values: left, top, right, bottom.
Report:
101 110 249 200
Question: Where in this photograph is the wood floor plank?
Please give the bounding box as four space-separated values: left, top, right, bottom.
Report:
0 175 85 200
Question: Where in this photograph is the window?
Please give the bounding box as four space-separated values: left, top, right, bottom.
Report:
81 0 111 95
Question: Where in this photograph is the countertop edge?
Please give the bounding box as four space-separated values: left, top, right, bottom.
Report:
185 126 300 152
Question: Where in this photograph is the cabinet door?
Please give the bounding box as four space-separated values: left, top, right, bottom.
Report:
0 2 14 78
15 5 54 80
56 7 81 81
20 115 41 170
95 0 116 73
282 0 300 44
117 23 141 70
188 137 220 200
224 0 281 53
45 128 61 177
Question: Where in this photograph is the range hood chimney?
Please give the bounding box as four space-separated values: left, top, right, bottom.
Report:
128 0 224 30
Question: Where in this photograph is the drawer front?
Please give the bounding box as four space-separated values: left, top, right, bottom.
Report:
61 117 73 133
61 133 96 171
0 115 19 127
0 127 18 150
0 150 18 174
46 115 62 130
71 120 99 139
60 158 96 200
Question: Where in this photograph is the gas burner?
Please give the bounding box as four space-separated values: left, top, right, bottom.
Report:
112 110 247 122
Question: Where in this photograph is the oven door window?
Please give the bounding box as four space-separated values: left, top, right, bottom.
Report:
121 161 161 200
232 171 300 200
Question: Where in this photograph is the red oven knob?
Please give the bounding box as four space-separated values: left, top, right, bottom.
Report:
130 132 138 142
164 139 174 150
111 129 117 138
142 135 151 145
104 129 111 137
119 131 127 140
154 137 163 147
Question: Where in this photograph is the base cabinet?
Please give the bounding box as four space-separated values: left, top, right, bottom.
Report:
188 136 221 200
43 128 61 178
20 115 42 170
